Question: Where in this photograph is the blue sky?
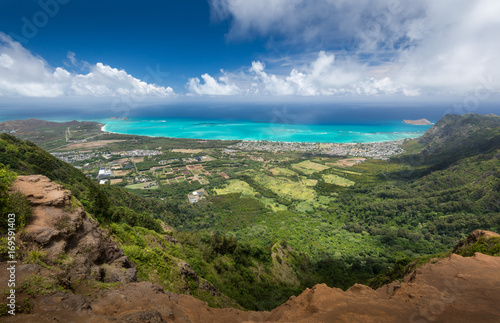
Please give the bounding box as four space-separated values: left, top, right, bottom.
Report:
0 0 499 103
0 0 265 91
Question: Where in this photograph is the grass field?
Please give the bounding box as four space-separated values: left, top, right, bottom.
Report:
291 160 330 175
334 158 366 167
113 170 132 177
269 167 297 176
322 174 355 187
333 169 362 176
172 148 204 153
125 181 158 190
58 140 126 151
254 173 316 201
300 177 318 186
215 179 255 196
190 169 204 175
215 179 287 212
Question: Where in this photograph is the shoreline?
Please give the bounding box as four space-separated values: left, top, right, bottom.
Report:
99 125 418 145
0 117 427 145
99 119 427 145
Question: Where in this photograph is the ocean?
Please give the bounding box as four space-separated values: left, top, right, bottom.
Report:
5 100 487 143
99 117 431 143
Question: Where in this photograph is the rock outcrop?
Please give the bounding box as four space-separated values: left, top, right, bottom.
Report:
4 250 500 322
11 175 136 284
453 230 500 252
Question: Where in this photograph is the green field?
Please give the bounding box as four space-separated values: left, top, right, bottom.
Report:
322 174 355 186
269 167 297 176
253 173 316 201
215 179 287 211
125 181 159 190
190 169 203 175
301 177 318 186
291 160 330 174
215 179 255 196
334 169 362 176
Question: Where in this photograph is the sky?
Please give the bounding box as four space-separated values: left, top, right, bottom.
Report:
0 0 499 106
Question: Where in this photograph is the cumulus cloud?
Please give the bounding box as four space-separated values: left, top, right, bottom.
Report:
393 0 500 91
0 33 174 97
209 0 500 94
188 71 241 95
188 51 418 96
210 0 424 50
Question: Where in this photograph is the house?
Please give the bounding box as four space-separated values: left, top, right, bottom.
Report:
187 189 208 204
97 167 114 179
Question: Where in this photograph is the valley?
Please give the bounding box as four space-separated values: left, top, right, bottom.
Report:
0 113 499 316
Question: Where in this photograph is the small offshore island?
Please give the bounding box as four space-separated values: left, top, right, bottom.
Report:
403 118 432 125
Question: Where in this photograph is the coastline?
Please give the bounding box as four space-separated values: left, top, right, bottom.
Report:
0 117 428 145
99 123 416 145
99 118 429 145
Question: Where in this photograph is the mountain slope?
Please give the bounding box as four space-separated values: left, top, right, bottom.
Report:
3 228 500 322
416 113 500 169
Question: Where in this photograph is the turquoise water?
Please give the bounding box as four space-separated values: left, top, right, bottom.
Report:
97 118 432 143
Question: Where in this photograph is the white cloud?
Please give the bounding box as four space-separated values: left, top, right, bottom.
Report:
188 51 418 96
393 0 500 91
210 0 424 49
210 0 500 94
0 54 14 68
188 71 241 95
0 33 174 97
66 51 77 66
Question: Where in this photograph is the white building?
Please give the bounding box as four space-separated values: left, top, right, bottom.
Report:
97 167 114 179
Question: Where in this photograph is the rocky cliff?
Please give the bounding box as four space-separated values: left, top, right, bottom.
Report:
2 176 500 322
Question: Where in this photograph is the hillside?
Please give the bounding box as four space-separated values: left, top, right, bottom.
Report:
416 113 500 170
0 135 315 310
1 177 499 322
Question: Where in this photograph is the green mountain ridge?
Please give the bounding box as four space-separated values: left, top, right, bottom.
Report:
416 113 500 169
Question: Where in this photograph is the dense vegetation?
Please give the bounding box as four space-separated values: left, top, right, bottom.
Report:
369 232 500 289
0 133 164 232
1 113 499 311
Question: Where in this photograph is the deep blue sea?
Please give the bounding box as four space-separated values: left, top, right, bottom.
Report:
4 100 496 143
